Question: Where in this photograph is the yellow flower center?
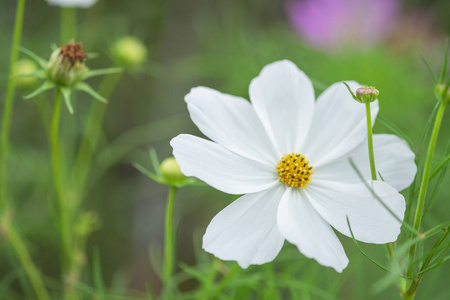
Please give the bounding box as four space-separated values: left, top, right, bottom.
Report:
276 153 313 188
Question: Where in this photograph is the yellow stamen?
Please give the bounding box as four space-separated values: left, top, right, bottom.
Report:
276 153 313 188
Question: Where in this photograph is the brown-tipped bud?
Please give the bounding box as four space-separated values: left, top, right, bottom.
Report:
355 86 379 103
46 41 88 86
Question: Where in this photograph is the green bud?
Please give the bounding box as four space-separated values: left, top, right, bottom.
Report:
160 157 186 182
355 86 379 103
75 211 100 239
13 58 39 89
435 83 450 103
46 42 89 86
112 36 147 68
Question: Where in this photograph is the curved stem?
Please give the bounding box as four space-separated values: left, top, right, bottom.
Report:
163 186 177 289
407 101 446 279
1 214 50 300
0 0 26 210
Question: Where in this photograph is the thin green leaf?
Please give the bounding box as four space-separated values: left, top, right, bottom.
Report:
93 249 106 299
133 162 160 182
23 81 55 100
438 38 449 84
416 50 437 82
310 77 328 92
18 46 47 68
377 114 413 148
60 87 73 114
424 140 450 217
342 82 359 101
429 141 450 180
349 159 418 235
148 148 161 175
417 254 450 276
10 70 46 79
346 217 392 273
407 100 440 222
84 67 123 79
74 82 108 103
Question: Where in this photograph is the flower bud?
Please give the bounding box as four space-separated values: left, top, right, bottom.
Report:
13 59 39 89
160 157 186 182
46 41 88 86
355 86 379 103
435 83 450 103
112 36 147 69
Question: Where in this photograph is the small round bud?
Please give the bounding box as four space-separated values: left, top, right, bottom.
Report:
435 83 450 103
13 59 39 89
112 36 147 69
160 157 186 181
46 42 89 86
355 86 379 103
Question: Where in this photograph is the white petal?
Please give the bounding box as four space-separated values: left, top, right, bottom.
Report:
185 87 279 165
171 134 278 194
302 81 379 166
308 180 405 244
249 60 315 153
314 134 417 191
203 185 286 268
45 0 97 8
277 188 349 273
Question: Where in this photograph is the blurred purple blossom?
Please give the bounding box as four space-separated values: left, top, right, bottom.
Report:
286 0 400 49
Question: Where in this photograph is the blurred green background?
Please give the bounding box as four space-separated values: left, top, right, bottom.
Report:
1 0 449 299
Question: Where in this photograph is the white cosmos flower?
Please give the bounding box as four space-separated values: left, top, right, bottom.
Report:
45 0 97 8
170 60 417 272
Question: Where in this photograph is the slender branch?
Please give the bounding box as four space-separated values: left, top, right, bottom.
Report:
407 100 446 279
0 0 26 210
163 186 177 294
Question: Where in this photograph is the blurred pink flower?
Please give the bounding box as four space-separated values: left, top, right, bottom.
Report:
286 0 400 49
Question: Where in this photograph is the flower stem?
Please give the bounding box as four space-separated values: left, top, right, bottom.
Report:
163 186 177 288
365 103 397 260
1 213 50 300
407 100 446 279
61 7 77 42
403 227 449 300
71 73 122 195
365 102 377 181
0 0 26 211
51 89 74 286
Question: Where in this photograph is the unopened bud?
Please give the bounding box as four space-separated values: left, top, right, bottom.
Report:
355 86 379 103
14 59 39 89
160 157 186 182
112 36 147 69
436 83 450 103
46 41 88 86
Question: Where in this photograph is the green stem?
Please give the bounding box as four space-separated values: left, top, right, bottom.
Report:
51 89 73 280
163 186 177 287
71 73 122 196
365 102 377 181
366 103 396 259
60 7 77 42
0 0 26 211
407 100 446 280
403 228 449 300
1 214 50 300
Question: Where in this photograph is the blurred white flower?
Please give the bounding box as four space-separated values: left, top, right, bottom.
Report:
45 0 97 8
171 60 416 272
